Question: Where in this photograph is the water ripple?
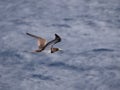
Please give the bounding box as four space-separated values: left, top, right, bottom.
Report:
31 74 54 81
92 48 114 52
51 23 71 28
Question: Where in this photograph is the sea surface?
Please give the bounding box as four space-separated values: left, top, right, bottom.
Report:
0 0 120 90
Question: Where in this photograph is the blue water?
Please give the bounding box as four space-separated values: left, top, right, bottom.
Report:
0 0 120 90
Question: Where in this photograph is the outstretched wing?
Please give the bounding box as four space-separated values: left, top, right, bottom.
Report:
26 33 47 49
44 33 61 49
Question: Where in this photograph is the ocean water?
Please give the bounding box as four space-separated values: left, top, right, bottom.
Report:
0 0 120 90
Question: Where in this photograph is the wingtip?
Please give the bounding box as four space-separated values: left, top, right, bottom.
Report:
26 32 29 35
26 32 32 36
55 33 58 36
55 33 60 37
55 33 61 41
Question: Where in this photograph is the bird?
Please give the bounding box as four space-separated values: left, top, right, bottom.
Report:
26 32 61 53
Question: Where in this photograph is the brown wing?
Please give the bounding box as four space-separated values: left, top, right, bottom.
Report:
26 33 47 49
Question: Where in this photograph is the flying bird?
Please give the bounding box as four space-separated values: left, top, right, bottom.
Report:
26 33 61 53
